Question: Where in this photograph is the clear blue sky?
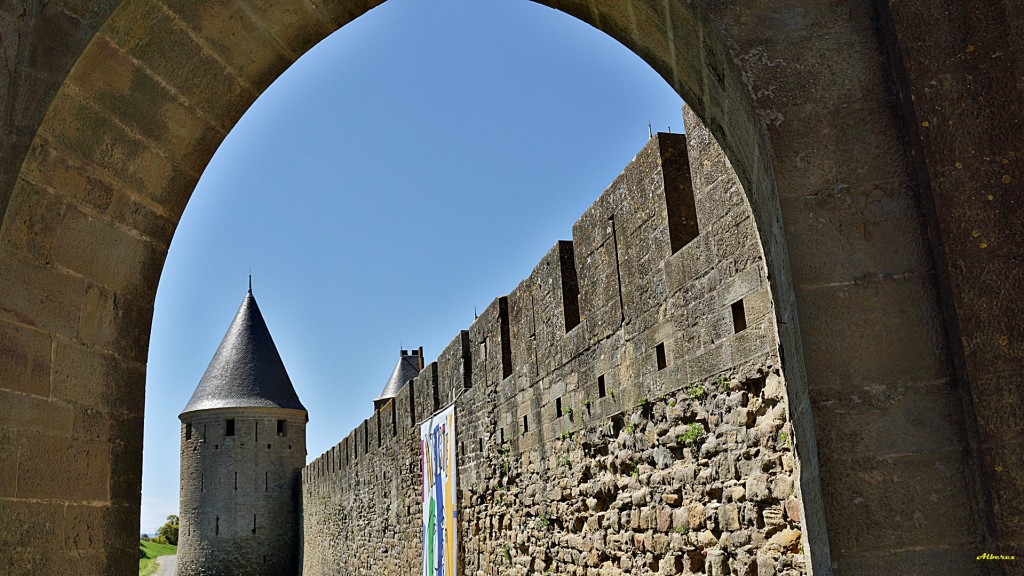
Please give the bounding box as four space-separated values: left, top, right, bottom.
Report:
141 0 683 533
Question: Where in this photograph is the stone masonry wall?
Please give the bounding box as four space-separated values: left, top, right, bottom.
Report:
179 408 306 576
302 110 809 576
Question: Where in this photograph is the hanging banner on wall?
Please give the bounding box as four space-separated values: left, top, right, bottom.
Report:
421 404 458 576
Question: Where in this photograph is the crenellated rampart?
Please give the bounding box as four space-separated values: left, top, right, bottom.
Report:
301 107 809 576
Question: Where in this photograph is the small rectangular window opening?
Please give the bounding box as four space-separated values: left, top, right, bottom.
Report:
522 415 529 435
656 343 667 371
185 423 192 440
277 419 287 436
234 471 238 491
500 428 505 444
555 397 563 418
252 514 257 535
598 375 607 398
265 471 269 491
254 422 258 442
215 516 220 536
225 419 235 436
478 438 483 452
201 473 205 493
732 300 747 333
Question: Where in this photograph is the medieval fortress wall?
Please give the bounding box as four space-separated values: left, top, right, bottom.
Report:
178 408 307 575
302 107 808 576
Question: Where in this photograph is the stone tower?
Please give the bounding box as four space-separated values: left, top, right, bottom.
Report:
373 347 423 411
178 286 307 576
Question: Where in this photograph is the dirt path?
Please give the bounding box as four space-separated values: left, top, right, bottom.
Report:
154 554 177 576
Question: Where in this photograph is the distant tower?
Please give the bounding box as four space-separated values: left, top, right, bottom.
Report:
374 347 424 410
178 287 307 576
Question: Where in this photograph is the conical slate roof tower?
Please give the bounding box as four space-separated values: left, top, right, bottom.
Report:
181 286 306 414
373 347 424 410
177 285 307 576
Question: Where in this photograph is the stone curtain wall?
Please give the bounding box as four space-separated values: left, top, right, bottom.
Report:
302 112 808 576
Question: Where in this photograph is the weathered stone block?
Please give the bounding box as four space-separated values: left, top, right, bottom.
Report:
0 390 74 436
161 0 294 89
37 88 187 215
19 138 116 213
800 277 952 388
102 0 256 129
0 320 50 397
50 204 163 297
0 500 63 552
65 34 220 192
51 341 144 414
78 284 152 363
0 249 85 337
819 452 979 553
17 433 109 501
0 178 66 258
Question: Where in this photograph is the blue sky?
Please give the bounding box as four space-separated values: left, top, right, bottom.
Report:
141 0 683 533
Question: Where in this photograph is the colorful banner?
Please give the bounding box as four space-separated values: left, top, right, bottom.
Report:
421 405 458 576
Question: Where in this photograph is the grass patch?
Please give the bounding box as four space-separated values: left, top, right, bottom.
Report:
139 540 176 576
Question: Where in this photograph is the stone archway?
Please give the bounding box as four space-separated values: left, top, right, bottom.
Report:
1 1 1019 575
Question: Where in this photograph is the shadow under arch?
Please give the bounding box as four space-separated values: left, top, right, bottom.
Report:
3 1 992 575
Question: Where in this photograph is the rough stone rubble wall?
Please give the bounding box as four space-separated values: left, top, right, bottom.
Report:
302 109 808 576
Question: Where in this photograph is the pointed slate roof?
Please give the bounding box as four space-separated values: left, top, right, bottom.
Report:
181 288 306 416
374 350 423 406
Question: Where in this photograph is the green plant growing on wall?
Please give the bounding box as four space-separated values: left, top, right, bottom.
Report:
631 466 640 479
716 376 729 393
638 397 649 406
625 423 636 435
502 543 512 563
681 422 704 444
674 526 689 535
536 515 551 531
686 382 706 399
778 431 791 449
566 406 575 421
